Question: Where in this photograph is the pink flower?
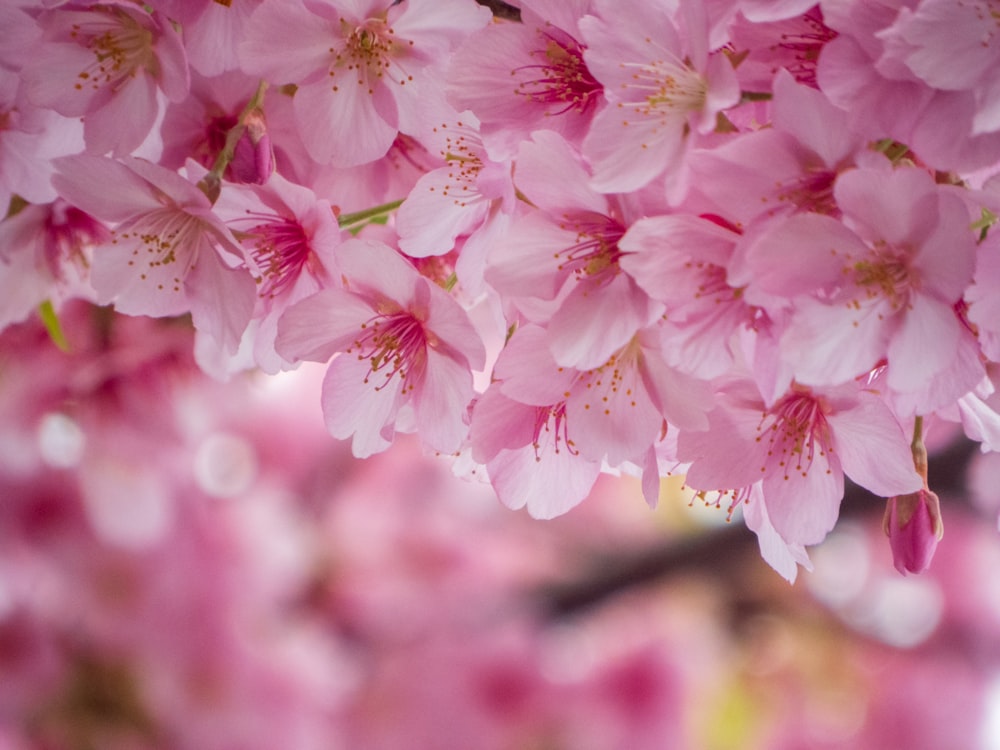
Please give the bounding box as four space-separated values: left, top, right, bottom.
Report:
618 212 754 378
396 119 514 260
0 199 106 329
22 2 189 156
212 172 342 373
469 386 602 519
52 155 256 354
742 166 978 394
579 0 740 192
275 238 486 457
0 68 84 210
684 69 867 225
239 0 490 167
883 487 944 575
486 130 663 370
679 380 922 546
445 0 602 157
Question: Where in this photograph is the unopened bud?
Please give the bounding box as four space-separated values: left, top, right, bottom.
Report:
230 108 274 185
883 488 943 575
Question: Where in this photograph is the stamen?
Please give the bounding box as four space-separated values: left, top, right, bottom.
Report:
513 32 602 117
349 312 427 391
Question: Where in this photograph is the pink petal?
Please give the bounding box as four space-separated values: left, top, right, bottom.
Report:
414 346 475 454
886 294 962 393
275 289 374 363
827 394 922 497
293 79 398 166
762 449 844 546
488 443 601 519
321 354 404 458
547 273 661 370
515 131 607 216
52 156 162 222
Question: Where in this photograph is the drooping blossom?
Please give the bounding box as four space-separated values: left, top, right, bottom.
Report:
275 237 486 457
239 0 491 167
679 379 922 546
51 155 256 354
21 2 190 156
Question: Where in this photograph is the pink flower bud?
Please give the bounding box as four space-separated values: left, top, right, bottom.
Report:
883 488 944 575
230 109 274 185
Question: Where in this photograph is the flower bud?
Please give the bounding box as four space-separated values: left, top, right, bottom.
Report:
882 488 943 575
230 108 274 185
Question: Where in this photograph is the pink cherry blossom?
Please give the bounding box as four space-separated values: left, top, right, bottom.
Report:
683 69 869 226
213 173 342 374
51 155 256 354
679 379 922 546
742 165 978 394
486 130 663 370
445 0 602 157
579 0 740 193
275 237 486 457
469 386 602 519
239 0 491 167
0 199 105 328
618 212 754 378
21 1 189 156
395 118 514 263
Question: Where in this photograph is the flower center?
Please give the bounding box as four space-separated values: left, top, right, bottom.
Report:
619 56 707 123
71 8 155 95
755 390 832 480
349 312 426 391
244 216 315 299
556 214 626 280
849 244 913 312
531 403 577 460
434 123 489 207
513 33 602 117
775 167 838 215
117 208 203 292
330 16 412 93
44 200 109 279
770 8 837 88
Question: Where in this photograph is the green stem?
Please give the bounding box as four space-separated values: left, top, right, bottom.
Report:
38 300 70 352
337 199 405 228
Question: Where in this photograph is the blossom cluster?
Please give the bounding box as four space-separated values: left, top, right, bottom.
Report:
3 0 1000 580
